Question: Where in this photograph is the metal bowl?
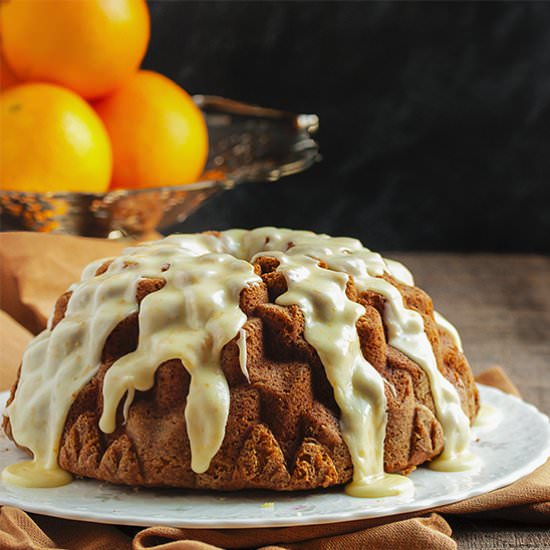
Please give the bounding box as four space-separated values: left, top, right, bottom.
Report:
0 95 319 238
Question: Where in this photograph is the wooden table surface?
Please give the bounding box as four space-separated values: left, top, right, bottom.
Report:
393 253 550 549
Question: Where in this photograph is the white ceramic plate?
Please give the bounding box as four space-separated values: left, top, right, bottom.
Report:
1 385 549 529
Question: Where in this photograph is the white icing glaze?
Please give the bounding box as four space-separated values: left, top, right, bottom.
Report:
3 227 475 494
236 328 250 383
384 258 415 286
383 259 464 353
473 403 501 431
359 276 472 470
262 251 412 495
434 311 463 352
3 234 261 483
97 248 261 475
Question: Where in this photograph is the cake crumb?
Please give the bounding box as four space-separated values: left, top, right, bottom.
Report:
261 502 274 509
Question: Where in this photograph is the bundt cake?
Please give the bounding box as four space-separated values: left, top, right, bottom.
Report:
2 227 480 496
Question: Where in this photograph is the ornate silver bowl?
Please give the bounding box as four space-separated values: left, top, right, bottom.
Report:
0 95 319 238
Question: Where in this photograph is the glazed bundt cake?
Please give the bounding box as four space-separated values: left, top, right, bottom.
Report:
2 227 479 495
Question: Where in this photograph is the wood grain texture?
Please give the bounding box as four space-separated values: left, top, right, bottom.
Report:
448 518 550 549
391 253 550 548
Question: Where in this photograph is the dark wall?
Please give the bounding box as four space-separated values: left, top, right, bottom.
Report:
145 1 550 252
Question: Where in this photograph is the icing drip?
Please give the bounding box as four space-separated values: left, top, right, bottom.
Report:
383 258 464 353
434 311 463 352
384 258 415 286
3 235 261 483
3 227 476 493
236 328 250 383
372 257 472 469
98 251 260 474
242 229 473 478
360 277 475 471
2 254 143 487
262 252 412 496
473 403 501 431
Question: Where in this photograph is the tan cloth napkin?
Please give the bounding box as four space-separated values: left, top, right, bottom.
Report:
0 232 549 550
0 232 124 335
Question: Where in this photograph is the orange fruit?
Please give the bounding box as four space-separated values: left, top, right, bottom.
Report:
94 70 208 189
1 83 112 193
1 0 150 99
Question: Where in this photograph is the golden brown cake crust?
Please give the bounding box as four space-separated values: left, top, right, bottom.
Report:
3 257 479 491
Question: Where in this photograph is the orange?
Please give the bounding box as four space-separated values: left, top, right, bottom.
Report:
94 70 208 189
1 0 150 99
1 83 112 193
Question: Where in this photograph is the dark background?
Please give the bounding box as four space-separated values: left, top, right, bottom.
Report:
144 1 550 252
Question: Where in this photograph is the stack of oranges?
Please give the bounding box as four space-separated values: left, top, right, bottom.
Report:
0 0 208 193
